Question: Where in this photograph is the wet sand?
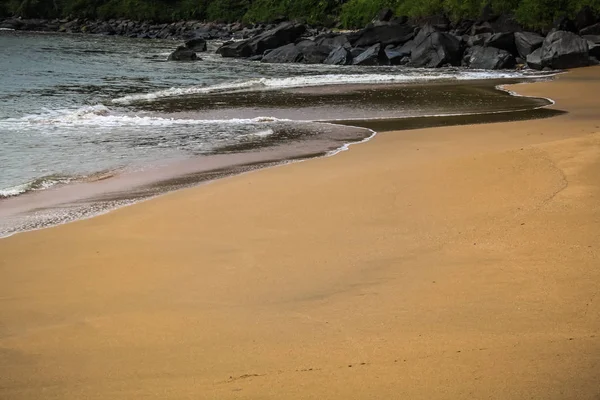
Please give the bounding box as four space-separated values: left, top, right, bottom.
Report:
1 67 600 399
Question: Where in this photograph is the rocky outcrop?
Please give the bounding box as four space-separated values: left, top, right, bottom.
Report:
299 43 331 64
484 32 516 54
464 46 515 69
351 22 415 47
514 32 544 58
217 22 306 58
540 30 590 69
407 29 462 68
384 45 410 65
352 43 389 65
324 46 352 65
526 47 543 70
184 38 207 52
167 46 198 61
261 43 303 63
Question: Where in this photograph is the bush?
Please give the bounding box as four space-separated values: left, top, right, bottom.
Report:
339 0 398 28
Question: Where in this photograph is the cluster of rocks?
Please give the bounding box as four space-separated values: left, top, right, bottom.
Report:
3 5 600 71
0 17 323 41
210 9 600 70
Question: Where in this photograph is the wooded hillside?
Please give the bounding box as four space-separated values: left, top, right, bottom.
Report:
1 0 600 30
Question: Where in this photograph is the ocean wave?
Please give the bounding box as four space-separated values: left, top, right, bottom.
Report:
0 105 290 128
111 70 554 105
0 174 75 199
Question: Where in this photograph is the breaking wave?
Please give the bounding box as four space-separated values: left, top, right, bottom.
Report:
111 70 553 105
0 105 290 129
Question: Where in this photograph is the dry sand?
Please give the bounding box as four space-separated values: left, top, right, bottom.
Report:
1 67 599 399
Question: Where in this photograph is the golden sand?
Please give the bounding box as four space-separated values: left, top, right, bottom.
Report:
1 68 599 399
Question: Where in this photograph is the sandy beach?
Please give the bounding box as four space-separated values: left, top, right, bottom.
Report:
1 67 599 399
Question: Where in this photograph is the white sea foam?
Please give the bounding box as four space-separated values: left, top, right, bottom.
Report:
0 175 74 198
0 105 290 129
111 70 553 105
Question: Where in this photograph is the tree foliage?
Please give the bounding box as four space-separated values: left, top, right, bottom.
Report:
1 0 599 30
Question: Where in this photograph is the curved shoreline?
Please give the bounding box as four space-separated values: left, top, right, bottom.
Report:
0 77 561 239
1 67 599 399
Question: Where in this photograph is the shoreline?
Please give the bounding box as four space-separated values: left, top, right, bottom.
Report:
1 67 599 399
0 77 558 239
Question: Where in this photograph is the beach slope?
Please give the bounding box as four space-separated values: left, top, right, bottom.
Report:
1 68 599 399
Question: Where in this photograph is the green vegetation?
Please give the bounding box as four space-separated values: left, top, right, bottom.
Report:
1 0 599 30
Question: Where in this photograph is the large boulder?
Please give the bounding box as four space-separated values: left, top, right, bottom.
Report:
464 46 515 69
514 31 544 58
315 34 351 52
484 32 516 54
352 22 416 47
217 22 306 58
540 30 590 69
407 31 462 68
300 43 331 64
385 44 411 65
261 43 303 63
352 43 389 65
167 46 198 61
324 46 352 65
184 38 207 52
526 47 543 70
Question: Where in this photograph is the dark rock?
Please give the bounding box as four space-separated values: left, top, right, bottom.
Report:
580 22 600 35
471 22 494 35
350 47 368 58
352 22 416 47
583 34 600 44
217 22 306 58
375 8 394 23
184 38 207 52
526 47 543 70
315 33 351 51
0 19 23 30
352 43 389 65
541 30 590 69
217 40 252 58
324 46 352 65
575 6 597 32
484 32 516 54
453 19 475 36
261 43 303 63
167 46 198 61
464 46 516 69
384 44 411 64
588 43 600 59
248 54 263 61
397 39 417 56
514 32 544 58
408 31 462 68
300 43 331 64
554 16 577 33
467 33 492 47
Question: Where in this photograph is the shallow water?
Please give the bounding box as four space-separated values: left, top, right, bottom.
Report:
0 30 556 237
